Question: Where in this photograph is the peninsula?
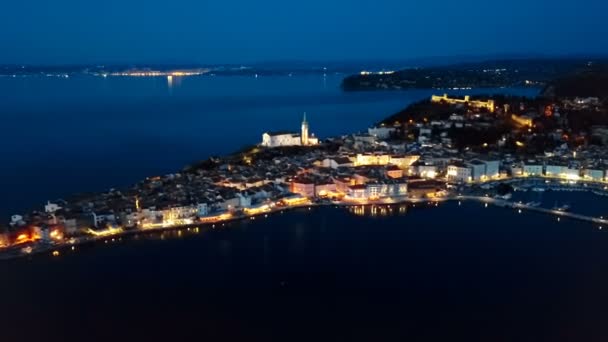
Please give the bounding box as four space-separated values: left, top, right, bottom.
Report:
341 58 608 91
2 69 608 259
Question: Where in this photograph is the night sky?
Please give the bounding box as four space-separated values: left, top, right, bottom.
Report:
1 0 607 64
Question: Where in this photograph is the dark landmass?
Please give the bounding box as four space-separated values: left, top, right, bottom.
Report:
342 58 608 91
541 65 608 99
377 68 608 154
0 63 350 77
0 62 378 77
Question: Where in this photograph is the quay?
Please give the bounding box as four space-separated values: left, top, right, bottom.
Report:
459 195 608 226
3 191 608 261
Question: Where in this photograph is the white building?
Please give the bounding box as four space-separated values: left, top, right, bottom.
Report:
545 164 567 177
417 164 438 179
237 193 252 208
447 163 472 182
10 214 24 226
261 132 302 147
44 201 62 214
583 169 604 181
523 163 543 176
261 113 318 147
467 160 486 182
564 168 581 180
347 182 407 200
483 160 500 179
161 206 197 222
368 126 397 139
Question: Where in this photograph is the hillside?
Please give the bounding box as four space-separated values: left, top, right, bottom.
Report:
542 66 608 99
342 58 607 91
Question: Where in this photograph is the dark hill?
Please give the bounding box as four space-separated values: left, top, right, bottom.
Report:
542 66 608 99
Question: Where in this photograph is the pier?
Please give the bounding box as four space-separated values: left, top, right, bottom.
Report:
461 195 608 226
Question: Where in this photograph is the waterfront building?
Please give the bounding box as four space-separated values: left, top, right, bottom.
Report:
564 168 581 180
510 164 524 176
408 180 446 198
280 194 309 206
468 160 487 182
315 182 337 197
545 164 568 177
365 183 388 199
582 169 604 182
345 179 408 200
522 162 543 176
291 178 316 198
431 94 495 113
447 163 472 183
369 182 405 198
161 206 197 222
346 184 367 199
480 160 500 179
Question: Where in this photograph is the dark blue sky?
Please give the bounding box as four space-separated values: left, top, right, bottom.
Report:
2 0 607 64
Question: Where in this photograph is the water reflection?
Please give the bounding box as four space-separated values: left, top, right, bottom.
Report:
166 75 183 93
348 204 416 217
138 225 203 242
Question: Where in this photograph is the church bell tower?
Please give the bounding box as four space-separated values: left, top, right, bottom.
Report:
301 112 309 145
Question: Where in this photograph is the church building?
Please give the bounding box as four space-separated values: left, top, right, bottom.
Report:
261 113 319 147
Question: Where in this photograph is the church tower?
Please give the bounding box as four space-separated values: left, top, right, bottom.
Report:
301 112 309 145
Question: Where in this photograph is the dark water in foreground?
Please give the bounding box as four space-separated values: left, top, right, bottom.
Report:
0 74 537 218
2 202 608 341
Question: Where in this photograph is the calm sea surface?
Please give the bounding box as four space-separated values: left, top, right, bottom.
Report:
1 202 608 341
0 74 537 218
4 75 596 341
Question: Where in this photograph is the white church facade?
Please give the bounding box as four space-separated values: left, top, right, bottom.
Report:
261 113 319 147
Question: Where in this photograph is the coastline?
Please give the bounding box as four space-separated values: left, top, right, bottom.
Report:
4 182 607 261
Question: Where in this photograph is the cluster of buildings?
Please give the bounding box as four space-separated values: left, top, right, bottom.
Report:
3 90 608 254
0 115 451 251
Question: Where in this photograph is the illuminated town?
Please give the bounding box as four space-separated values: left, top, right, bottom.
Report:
2 91 608 259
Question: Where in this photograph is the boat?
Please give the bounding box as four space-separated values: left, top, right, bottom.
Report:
552 202 571 211
495 193 512 200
